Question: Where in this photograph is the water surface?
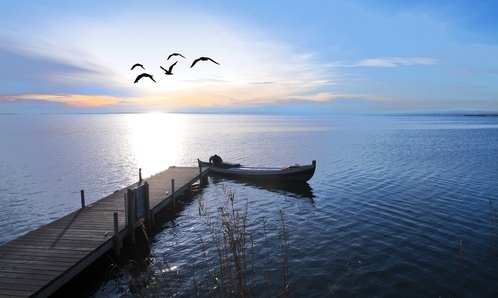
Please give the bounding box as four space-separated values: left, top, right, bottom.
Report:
1 113 497 297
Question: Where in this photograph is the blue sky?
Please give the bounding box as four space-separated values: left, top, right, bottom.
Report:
0 0 497 114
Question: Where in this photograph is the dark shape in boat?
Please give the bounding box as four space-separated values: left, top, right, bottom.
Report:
167 53 186 60
198 159 316 183
160 61 178 75
134 73 156 83
131 63 145 70
190 57 219 68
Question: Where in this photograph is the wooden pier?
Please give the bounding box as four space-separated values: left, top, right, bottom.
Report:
0 165 209 298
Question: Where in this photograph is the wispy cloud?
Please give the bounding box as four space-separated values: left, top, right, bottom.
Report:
352 57 440 67
284 92 396 103
0 93 121 108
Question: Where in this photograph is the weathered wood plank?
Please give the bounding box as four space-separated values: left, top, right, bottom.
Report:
0 248 84 256
0 259 80 270
0 288 32 298
0 283 41 294
1 238 105 250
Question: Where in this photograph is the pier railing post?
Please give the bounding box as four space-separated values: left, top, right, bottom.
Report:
139 168 142 185
113 212 120 256
80 190 85 208
171 179 176 209
198 163 202 186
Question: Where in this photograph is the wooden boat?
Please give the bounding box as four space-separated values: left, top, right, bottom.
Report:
197 159 316 183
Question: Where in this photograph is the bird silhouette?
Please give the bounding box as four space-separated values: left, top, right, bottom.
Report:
160 61 178 75
167 53 186 60
191 57 219 68
131 63 145 70
134 73 156 83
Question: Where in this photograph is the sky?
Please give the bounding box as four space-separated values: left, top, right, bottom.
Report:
0 0 497 114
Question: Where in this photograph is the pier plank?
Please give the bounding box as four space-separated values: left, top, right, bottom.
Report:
0 166 208 298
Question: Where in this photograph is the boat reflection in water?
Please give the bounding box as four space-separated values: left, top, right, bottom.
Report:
209 176 315 200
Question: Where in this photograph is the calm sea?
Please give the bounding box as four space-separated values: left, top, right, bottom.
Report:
1 113 497 297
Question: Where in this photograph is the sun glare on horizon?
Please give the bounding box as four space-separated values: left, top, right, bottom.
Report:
127 113 186 177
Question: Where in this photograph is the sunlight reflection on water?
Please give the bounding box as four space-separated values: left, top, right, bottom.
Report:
126 113 186 176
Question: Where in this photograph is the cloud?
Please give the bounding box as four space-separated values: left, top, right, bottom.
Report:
351 57 440 67
289 92 394 103
0 93 121 108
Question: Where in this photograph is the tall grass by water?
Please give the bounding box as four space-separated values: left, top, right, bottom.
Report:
107 186 293 297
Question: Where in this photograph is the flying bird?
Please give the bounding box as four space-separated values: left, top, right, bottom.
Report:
167 53 185 60
190 57 219 68
160 61 178 75
131 63 145 70
134 73 156 83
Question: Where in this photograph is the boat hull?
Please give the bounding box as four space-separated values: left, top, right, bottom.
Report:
198 160 316 183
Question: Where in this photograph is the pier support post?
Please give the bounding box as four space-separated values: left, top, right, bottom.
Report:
171 179 176 209
80 190 85 208
113 212 120 256
126 189 136 245
199 165 208 186
144 182 151 230
198 164 202 186
149 209 155 227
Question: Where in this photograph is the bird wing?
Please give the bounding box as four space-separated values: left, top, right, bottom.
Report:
160 66 167 72
208 58 220 65
168 61 178 72
169 53 186 60
134 73 145 83
191 58 200 68
150 76 156 82
131 63 145 70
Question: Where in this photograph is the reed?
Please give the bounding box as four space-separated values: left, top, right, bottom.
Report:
195 185 293 297
105 221 185 297
108 185 293 297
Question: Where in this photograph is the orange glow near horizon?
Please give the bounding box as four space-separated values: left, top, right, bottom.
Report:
62 94 121 107
0 93 121 108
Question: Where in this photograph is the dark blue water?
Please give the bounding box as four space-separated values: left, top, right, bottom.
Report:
1 114 497 297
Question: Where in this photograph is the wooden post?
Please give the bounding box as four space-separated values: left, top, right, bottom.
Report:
199 164 208 185
149 209 155 227
123 192 128 227
139 168 142 185
80 190 85 208
198 163 202 186
144 182 151 230
113 212 120 257
171 179 176 209
126 188 136 245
